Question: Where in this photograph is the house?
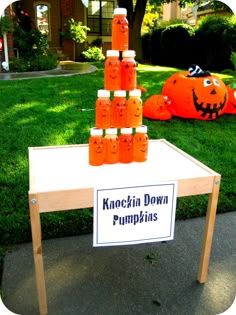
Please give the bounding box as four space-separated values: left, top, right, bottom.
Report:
163 0 231 26
4 0 117 61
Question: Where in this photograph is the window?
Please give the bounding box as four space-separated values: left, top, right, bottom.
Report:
88 0 116 36
35 3 50 39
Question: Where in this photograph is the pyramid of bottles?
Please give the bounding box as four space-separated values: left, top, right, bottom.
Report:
89 8 148 166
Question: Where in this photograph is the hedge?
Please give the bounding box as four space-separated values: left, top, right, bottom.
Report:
142 14 236 71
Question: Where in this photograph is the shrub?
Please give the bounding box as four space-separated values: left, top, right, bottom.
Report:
150 28 165 65
9 53 58 72
0 16 14 36
82 46 105 62
13 26 48 60
9 57 29 72
194 15 236 71
230 52 236 70
160 23 195 68
91 37 103 48
61 18 89 44
29 53 58 71
12 25 58 72
141 33 151 62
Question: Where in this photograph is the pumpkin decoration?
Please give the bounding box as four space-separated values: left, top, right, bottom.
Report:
223 85 236 115
162 70 228 120
136 84 147 93
143 95 172 121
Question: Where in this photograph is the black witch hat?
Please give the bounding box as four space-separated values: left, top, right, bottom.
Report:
187 64 211 77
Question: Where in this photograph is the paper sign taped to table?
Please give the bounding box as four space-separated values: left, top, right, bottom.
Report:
93 181 177 247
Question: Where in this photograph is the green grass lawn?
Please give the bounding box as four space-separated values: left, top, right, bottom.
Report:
0 63 235 247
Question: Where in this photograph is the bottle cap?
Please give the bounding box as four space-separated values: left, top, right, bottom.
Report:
114 90 126 97
129 89 141 97
106 50 119 57
97 90 110 98
122 50 136 58
121 128 133 135
90 128 103 136
106 128 117 135
114 8 127 16
136 125 147 133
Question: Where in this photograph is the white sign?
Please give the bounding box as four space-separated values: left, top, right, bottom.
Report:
93 181 177 247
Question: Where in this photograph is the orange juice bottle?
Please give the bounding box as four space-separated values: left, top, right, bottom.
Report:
95 90 111 129
104 50 120 91
104 128 119 164
121 50 137 91
111 90 127 128
119 128 133 163
133 125 148 162
127 89 142 127
89 128 104 166
112 8 129 51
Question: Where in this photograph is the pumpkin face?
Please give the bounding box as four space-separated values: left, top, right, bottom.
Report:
123 62 136 81
113 16 128 34
96 99 111 128
162 72 228 120
109 138 119 155
120 135 133 152
134 134 148 154
127 97 142 126
107 60 120 81
90 137 103 155
111 97 127 128
143 95 172 121
132 99 142 118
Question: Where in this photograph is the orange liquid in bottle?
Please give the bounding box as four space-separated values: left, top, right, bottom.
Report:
119 128 133 163
133 125 148 162
127 89 142 127
121 50 137 91
111 90 127 128
104 128 119 164
89 128 104 166
95 90 111 129
112 8 129 51
104 50 121 91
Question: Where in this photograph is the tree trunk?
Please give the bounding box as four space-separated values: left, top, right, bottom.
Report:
129 23 142 61
118 0 147 61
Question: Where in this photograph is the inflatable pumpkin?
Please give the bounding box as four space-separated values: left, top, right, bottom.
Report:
162 71 228 120
223 85 236 115
143 95 172 120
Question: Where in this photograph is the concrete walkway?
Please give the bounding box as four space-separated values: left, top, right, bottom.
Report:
2 212 236 315
0 62 96 80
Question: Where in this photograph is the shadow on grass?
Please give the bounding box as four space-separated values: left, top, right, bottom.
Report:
0 73 104 245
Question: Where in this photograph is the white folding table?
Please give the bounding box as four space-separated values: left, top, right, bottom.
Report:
28 139 221 315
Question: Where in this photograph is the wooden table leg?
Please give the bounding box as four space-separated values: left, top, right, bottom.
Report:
29 194 48 315
198 175 221 283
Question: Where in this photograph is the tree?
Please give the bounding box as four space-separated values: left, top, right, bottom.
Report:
141 2 162 34
117 0 232 61
61 18 90 60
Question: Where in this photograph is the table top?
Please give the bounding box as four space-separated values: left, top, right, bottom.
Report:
29 139 219 194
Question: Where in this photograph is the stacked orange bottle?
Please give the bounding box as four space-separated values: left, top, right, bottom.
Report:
133 125 149 162
119 128 133 163
121 50 137 91
112 8 129 51
104 50 120 91
89 128 104 166
104 128 119 164
89 7 149 165
111 90 127 128
127 89 142 127
95 90 111 129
